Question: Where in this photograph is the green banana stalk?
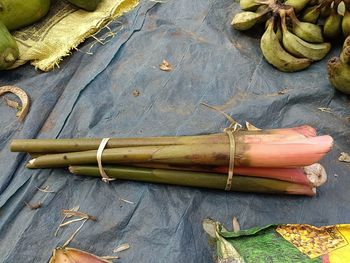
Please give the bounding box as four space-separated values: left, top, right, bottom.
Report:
281 14 331 61
284 0 310 13
231 10 267 30
328 57 350 94
301 5 321 23
323 7 343 39
260 18 312 72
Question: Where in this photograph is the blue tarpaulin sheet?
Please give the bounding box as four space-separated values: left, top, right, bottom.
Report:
0 0 349 262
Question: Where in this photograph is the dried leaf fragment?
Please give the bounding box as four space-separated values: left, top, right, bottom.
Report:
339 152 350 163
278 89 289 95
232 217 240 233
49 247 112 263
24 201 42 210
245 121 261 131
36 185 55 193
3 96 20 109
119 198 134 204
113 243 130 253
159 59 172 71
318 107 332 113
0 86 29 121
61 209 97 221
132 90 140 97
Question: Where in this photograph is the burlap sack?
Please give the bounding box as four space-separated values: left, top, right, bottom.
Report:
11 0 139 71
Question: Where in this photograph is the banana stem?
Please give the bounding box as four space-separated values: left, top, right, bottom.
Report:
68 165 316 196
128 163 326 187
10 125 316 153
26 135 333 169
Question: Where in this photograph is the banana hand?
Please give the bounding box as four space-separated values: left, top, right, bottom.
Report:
281 17 331 61
261 19 312 72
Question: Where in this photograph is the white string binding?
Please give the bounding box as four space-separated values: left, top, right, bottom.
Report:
97 138 116 183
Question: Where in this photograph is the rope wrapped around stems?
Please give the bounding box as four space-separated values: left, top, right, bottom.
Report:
97 138 116 183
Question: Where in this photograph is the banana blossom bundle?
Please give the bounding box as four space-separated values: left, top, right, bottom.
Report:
11 125 333 196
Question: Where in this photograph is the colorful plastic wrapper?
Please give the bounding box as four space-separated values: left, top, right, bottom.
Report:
203 219 350 263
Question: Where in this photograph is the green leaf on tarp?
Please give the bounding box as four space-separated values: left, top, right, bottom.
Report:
203 219 322 263
219 225 274 238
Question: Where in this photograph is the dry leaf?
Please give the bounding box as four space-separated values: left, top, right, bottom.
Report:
119 198 134 204
232 217 240 233
245 121 261 131
132 90 140 97
24 201 42 210
49 247 113 263
318 107 332 113
113 243 130 253
0 86 30 121
61 209 97 221
277 89 289 95
3 96 20 109
36 186 55 193
159 60 172 71
339 152 350 163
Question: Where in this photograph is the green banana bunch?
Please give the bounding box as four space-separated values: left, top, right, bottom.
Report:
280 14 331 61
261 18 312 72
231 0 348 73
328 36 350 94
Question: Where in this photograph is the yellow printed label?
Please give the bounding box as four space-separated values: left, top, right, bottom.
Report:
328 225 350 263
276 224 348 259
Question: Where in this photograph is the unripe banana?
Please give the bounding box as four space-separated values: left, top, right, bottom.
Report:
292 20 324 43
340 46 350 65
284 0 310 13
231 11 265 30
328 57 350 94
323 8 343 39
301 6 321 23
261 19 312 72
281 17 331 61
342 9 350 37
240 0 261 11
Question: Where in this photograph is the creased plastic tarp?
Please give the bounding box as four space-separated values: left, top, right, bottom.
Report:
0 1 349 262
